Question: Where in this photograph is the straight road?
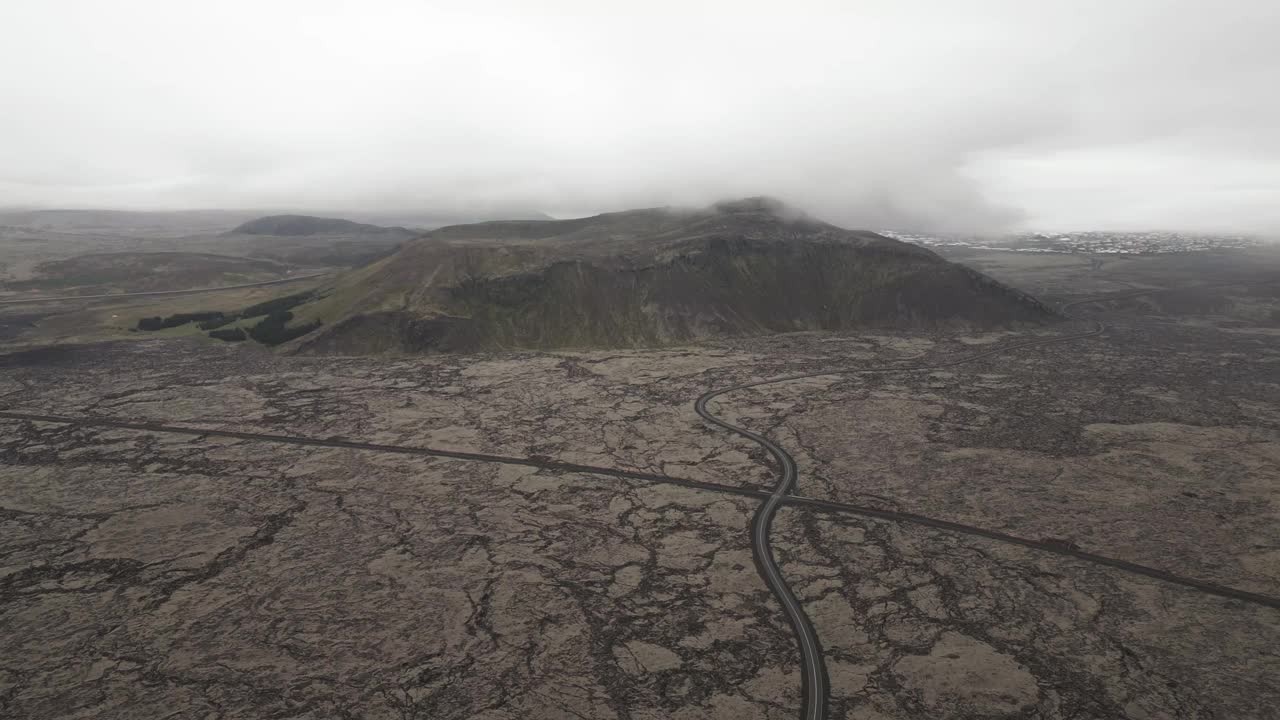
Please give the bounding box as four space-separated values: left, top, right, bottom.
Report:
3 401 1276 614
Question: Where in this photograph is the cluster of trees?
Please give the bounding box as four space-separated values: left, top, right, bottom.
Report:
207 327 247 342
245 310 322 346
133 290 321 345
136 312 226 331
198 315 236 330
240 291 313 318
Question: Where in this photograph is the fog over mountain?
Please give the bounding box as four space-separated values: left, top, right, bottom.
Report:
2 0 1277 233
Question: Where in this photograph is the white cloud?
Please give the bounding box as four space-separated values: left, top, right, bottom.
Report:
1 0 1277 232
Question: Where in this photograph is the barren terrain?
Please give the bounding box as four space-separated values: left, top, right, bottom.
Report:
2 249 1278 718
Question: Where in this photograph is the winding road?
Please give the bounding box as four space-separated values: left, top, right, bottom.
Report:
687 286 1278 717
695 385 826 720
3 287 1277 719
692 302 1106 720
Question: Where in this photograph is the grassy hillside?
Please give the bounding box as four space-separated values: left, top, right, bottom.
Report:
286 198 1055 354
1 252 291 296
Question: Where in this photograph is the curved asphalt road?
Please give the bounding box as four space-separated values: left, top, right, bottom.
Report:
695 386 826 720
4 286 1277 720
686 288 1209 719
0 272 327 305
693 321 1104 720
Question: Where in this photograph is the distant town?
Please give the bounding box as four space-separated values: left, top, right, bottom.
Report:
884 230 1266 255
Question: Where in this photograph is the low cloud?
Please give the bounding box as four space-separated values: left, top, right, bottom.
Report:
1 1 1277 233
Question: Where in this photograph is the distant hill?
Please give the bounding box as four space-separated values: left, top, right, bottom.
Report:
0 209 257 237
1 251 290 296
279 197 1055 354
342 209 556 229
0 208 556 237
220 215 421 268
229 215 404 237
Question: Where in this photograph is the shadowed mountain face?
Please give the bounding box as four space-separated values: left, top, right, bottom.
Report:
289 198 1056 353
221 215 420 267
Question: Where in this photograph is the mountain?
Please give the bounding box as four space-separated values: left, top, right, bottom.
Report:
278 198 1055 354
229 214 404 237
341 209 556 229
219 215 422 267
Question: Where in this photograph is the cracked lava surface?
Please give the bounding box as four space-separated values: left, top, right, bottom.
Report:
2 313 1279 719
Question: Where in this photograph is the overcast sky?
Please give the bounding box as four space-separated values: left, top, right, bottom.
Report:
1 0 1277 233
